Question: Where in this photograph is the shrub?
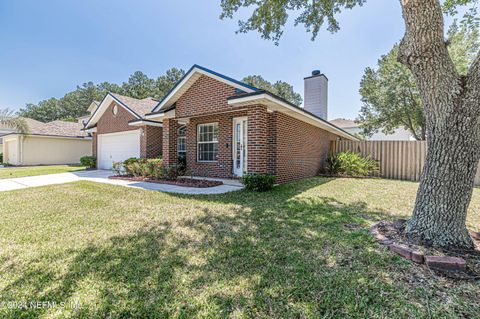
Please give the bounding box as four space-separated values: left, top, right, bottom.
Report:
123 157 143 167
142 158 163 178
80 156 96 169
112 161 125 175
328 151 378 177
241 173 276 192
0 153 3 164
326 153 341 175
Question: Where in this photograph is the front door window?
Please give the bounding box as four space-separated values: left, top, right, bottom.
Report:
233 117 247 177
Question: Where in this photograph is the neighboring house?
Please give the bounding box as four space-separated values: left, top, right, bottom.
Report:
84 65 356 183
329 118 416 141
2 119 92 165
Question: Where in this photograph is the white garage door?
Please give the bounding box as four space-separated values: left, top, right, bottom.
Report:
97 130 140 169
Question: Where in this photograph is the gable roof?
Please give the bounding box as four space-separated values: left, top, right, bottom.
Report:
151 64 259 113
84 92 158 129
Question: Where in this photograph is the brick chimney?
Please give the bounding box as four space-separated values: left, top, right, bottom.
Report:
304 70 328 120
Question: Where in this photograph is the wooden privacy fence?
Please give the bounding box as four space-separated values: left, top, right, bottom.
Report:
330 140 480 186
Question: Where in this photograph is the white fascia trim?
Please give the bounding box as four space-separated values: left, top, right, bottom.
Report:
145 113 164 120
145 109 175 120
84 93 141 129
84 127 97 133
228 94 359 141
152 67 256 112
129 121 163 127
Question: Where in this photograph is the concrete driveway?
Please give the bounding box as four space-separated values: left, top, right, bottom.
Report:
0 170 243 194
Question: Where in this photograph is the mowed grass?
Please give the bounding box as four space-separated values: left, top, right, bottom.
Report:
0 177 479 318
0 165 86 179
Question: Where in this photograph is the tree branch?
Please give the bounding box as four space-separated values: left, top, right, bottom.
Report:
397 0 461 121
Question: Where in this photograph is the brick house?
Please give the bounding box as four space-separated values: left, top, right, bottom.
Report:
84 65 356 183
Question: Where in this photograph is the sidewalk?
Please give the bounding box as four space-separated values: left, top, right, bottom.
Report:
0 170 243 194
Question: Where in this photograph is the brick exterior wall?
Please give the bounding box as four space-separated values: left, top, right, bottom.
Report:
272 112 338 184
97 101 139 135
141 126 163 158
162 119 180 165
247 105 268 174
92 132 97 158
175 75 237 118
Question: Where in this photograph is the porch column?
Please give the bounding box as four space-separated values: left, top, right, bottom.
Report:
162 119 178 166
247 105 268 174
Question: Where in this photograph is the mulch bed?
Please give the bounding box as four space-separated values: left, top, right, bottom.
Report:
372 219 480 280
109 175 223 188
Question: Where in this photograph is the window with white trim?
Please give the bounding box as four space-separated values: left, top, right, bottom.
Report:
177 126 186 156
197 123 219 162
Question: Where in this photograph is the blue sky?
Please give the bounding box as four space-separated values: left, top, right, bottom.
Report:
0 0 406 120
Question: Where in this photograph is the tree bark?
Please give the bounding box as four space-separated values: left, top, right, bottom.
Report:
398 0 480 249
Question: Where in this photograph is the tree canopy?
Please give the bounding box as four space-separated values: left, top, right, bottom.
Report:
18 68 302 122
358 23 479 140
242 75 303 105
18 68 186 123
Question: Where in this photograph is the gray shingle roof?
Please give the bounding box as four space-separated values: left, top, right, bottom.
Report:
29 120 88 137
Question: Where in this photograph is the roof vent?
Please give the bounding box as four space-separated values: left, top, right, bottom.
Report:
311 70 321 76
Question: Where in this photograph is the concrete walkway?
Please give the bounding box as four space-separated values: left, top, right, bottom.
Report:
0 170 243 194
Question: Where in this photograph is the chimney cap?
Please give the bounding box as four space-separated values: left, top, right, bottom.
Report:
311 70 321 76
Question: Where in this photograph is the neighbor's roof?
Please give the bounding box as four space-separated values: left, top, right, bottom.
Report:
329 118 359 128
4 119 88 138
0 117 44 131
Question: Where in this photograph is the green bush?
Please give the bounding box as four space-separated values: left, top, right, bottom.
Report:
241 173 276 192
112 161 125 175
142 158 163 178
326 154 341 175
0 153 3 164
327 151 378 177
80 156 96 168
123 158 166 179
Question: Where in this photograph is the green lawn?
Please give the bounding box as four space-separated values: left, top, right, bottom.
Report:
0 165 86 179
0 178 478 318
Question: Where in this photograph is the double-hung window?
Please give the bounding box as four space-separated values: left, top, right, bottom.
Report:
177 126 186 157
197 123 219 162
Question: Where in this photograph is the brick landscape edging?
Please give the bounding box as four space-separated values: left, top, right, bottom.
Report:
369 222 468 272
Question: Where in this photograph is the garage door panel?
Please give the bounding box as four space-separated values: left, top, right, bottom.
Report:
98 130 140 169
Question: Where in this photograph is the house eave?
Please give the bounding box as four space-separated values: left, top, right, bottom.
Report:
128 119 164 127
227 92 359 141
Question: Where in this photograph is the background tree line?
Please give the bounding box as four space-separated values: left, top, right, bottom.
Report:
18 68 302 123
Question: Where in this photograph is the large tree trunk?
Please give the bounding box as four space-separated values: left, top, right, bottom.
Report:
398 0 480 249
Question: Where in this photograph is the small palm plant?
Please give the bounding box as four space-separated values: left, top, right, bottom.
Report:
0 108 28 133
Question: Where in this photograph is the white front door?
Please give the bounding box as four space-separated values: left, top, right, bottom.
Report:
233 117 248 177
97 130 141 169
